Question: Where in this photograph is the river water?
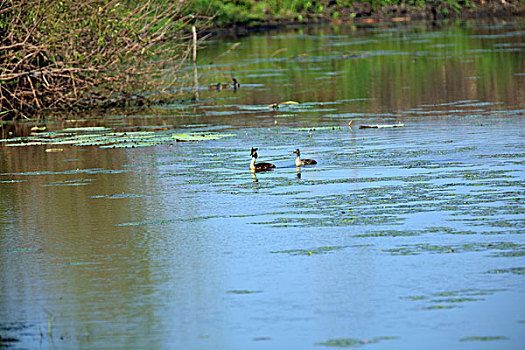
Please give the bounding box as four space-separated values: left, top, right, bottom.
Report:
1 20 524 349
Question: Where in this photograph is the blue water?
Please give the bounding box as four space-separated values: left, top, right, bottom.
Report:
1 20 525 349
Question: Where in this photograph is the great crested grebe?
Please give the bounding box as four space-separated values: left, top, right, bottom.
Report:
207 78 240 91
293 148 317 166
250 147 275 172
232 78 240 90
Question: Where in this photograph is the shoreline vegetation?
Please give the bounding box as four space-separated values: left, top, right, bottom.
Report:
0 0 209 120
195 0 525 35
1 0 524 121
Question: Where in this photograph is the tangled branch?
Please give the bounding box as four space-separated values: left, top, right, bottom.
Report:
0 0 208 119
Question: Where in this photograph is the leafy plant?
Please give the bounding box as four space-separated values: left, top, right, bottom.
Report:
0 0 208 119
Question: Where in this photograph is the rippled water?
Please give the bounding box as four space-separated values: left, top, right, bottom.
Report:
1 20 524 349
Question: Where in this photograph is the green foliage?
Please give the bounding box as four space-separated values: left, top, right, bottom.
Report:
189 0 481 25
1 0 206 119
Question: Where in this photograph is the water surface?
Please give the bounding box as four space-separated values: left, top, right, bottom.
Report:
1 20 524 349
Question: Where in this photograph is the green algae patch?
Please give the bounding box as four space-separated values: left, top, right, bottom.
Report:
227 290 262 294
424 305 462 310
171 133 235 142
257 214 402 228
3 127 176 148
356 230 421 238
460 336 508 342
381 244 452 256
2 168 127 176
486 267 525 275
402 295 428 301
403 288 503 311
430 298 480 303
271 245 347 256
383 242 524 256
1 126 235 149
489 251 525 258
316 336 398 348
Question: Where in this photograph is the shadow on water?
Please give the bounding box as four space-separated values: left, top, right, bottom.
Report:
1 19 525 349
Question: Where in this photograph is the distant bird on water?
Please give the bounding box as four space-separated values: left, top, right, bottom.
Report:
293 148 317 166
207 78 240 91
250 147 275 172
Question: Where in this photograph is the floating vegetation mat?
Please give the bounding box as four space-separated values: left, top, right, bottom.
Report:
247 166 523 229
486 267 525 275
271 245 348 256
382 242 524 256
402 288 504 310
226 290 262 294
1 126 234 149
459 336 508 342
316 336 398 348
2 168 127 176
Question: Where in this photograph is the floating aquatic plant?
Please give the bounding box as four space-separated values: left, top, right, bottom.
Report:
2 168 127 176
402 288 504 311
172 133 235 142
460 336 508 342
271 245 347 256
1 125 234 149
227 290 262 294
316 336 398 348
486 267 525 275
382 242 524 256
359 123 404 129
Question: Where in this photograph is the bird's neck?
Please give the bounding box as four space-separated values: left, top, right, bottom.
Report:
250 156 256 170
295 155 301 166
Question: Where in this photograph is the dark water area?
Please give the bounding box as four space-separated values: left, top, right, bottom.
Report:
1 20 524 349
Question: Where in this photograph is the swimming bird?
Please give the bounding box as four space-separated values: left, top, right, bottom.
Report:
293 148 317 166
232 78 240 90
207 82 229 91
250 147 275 172
207 78 240 91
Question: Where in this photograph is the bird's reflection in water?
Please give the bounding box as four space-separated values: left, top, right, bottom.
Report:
296 166 301 179
251 172 258 182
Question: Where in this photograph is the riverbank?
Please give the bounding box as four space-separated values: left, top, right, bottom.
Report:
2 0 523 121
196 0 525 36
